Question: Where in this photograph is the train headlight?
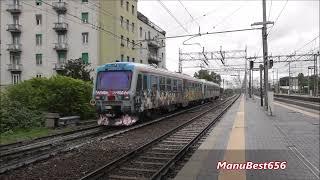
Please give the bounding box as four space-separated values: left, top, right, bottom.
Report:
124 94 130 100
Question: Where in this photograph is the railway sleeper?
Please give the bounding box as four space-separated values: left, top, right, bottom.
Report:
144 152 175 159
108 168 154 178
108 174 149 180
157 143 184 148
124 161 164 170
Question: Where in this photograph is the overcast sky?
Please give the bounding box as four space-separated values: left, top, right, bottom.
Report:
138 0 319 88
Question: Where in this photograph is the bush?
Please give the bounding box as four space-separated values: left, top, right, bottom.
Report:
5 75 95 120
0 93 44 133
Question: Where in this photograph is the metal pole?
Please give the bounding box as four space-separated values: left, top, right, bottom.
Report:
249 68 252 98
245 48 248 98
308 68 310 95
277 69 279 94
260 64 264 106
289 62 291 95
314 54 317 96
178 48 182 73
272 70 274 90
262 0 269 110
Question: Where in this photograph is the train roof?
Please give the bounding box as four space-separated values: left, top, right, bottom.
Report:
97 62 220 88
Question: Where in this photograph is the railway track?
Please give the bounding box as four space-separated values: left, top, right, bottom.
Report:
0 98 226 174
80 95 240 180
0 125 107 173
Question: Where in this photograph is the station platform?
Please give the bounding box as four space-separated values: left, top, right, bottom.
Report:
174 95 319 180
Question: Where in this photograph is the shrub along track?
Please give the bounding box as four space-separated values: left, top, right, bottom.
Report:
80 95 239 180
1 96 234 179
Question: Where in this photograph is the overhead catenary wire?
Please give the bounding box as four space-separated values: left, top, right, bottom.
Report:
178 0 200 27
267 0 289 36
158 0 189 33
139 27 262 41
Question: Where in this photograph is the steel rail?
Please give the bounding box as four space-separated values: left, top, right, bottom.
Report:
0 99 221 174
80 95 239 180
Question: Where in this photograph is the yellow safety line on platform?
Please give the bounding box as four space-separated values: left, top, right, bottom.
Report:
218 95 246 180
273 101 319 119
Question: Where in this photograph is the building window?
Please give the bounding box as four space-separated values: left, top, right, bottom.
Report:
13 15 19 24
127 56 130 62
121 0 124 7
162 53 164 60
126 19 129 30
139 27 142 38
82 32 89 44
36 34 42 46
145 32 147 40
132 5 135 14
120 16 123 27
126 1 129 11
36 74 42 78
120 35 124 46
81 12 89 23
126 38 129 47
82 53 89 64
121 54 124 62
82 0 88 3
132 22 134 33
36 14 42 25
12 74 21 85
36 0 42 6
58 52 66 63
148 31 151 40
132 58 135 62
36 54 42 65
132 40 135 49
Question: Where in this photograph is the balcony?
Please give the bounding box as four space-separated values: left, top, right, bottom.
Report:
54 43 68 51
52 2 67 13
7 4 22 13
53 22 68 32
53 63 66 71
147 40 162 48
7 44 22 53
148 53 162 64
8 64 23 72
7 24 22 33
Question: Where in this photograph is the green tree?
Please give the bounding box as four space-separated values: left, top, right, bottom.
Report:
58 58 93 81
297 73 306 93
194 70 222 85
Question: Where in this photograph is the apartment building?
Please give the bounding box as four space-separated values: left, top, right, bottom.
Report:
99 0 138 64
0 0 166 87
0 0 100 87
137 11 166 68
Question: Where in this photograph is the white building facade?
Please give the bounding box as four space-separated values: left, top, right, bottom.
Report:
0 1 166 87
137 11 166 68
0 0 99 87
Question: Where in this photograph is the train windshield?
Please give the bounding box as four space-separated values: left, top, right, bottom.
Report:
96 71 132 91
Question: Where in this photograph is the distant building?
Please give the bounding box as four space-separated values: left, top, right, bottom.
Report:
137 11 166 68
0 0 166 87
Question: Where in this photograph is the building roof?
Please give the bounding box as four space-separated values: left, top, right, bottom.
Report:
137 11 166 36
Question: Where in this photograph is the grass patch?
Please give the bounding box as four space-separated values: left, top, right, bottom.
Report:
0 127 52 145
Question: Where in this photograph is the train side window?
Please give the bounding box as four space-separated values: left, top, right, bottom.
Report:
166 78 172 91
173 79 177 91
143 75 148 90
151 75 158 91
160 77 166 91
136 74 142 92
177 80 182 92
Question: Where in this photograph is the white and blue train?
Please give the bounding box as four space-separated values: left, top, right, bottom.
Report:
91 62 221 126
